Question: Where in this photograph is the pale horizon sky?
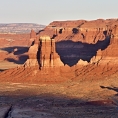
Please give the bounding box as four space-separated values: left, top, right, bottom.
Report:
0 0 118 25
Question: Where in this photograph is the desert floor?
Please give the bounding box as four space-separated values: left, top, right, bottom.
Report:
0 57 118 117
0 77 118 118
0 60 19 71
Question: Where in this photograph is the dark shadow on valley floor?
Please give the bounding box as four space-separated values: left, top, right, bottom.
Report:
0 46 29 64
0 92 117 118
5 55 29 64
0 69 7 72
100 85 118 96
1 46 29 55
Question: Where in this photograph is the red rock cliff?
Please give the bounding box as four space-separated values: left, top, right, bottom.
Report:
25 35 63 68
0 19 118 84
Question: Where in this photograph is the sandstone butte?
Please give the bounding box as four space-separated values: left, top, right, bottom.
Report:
0 18 118 84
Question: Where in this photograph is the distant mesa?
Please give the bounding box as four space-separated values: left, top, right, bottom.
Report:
0 23 45 34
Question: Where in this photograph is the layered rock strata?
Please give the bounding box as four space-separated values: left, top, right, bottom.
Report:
0 19 118 83
25 35 63 68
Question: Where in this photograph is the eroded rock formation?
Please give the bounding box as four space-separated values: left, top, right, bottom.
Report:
25 35 63 68
0 19 118 83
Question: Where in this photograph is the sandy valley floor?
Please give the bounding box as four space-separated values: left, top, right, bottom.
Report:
0 77 118 118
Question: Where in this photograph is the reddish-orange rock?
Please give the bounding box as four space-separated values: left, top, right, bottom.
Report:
0 33 30 47
25 35 63 68
30 29 36 39
0 19 118 84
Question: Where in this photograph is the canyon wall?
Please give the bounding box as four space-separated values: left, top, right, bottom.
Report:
0 19 118 83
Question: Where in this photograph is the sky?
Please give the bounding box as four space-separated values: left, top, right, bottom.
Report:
0 0 118 25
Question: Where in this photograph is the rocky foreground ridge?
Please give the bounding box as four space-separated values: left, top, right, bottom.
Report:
0 19 118 83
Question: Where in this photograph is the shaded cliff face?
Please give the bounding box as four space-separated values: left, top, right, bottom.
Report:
56 36 110 66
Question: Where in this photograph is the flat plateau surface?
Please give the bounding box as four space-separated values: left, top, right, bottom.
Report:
0 61 19 70
0 78 118 118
